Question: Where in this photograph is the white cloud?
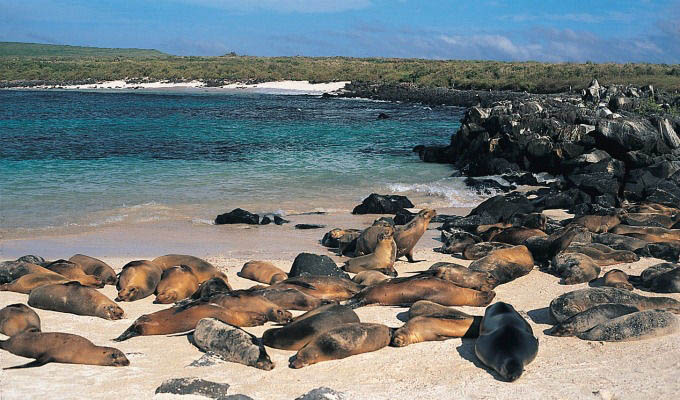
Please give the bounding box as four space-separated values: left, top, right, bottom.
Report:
177 0 372 13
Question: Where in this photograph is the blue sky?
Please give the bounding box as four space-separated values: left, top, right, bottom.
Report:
1 0 679 62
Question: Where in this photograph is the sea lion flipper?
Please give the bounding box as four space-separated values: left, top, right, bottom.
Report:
5 356 52 369
113 325 140 342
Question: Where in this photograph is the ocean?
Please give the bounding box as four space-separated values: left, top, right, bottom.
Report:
0 89 484 238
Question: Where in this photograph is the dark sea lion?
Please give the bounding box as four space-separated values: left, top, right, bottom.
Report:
639 263 680 293
290 322 391 368
345 275 495 308
343 232 397 276
562 243 639 266
205 292 292 323
114 303 267 341
603 269 633 290
550 253 601 285
355 222 395 257
392 311 481 347
469 245 535 285
439 229 481 254
623 213 678 229
488 227 547 246
352 270 390 286
0 261 56 284
152 254 231 286
462 242 513 260
577 310 679 342
193 318 274 370
394 209 437 262
626 203 680 216
155 265 199 304
476 223 512 236
547 304 639 336
610 225 680 244
116 260 163 302
190 277 232 300
28 282 124 320
322 228 361 252
0 331 129 368
422 262 498 291
68 254 117 285
474 302 538 382
0 304 41 337
238 261 288 285
14 255 47 266
0 272 71 294
43 260 103 288
248 287 334 311
262 304 359 350
529 225 593 262
271 276 363 301
570 213 623 233
549 287 680 323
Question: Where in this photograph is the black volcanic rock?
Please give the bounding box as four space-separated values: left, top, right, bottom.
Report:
469 192 535 223
352 193 414 215
215 208 260 225
289 253 349 279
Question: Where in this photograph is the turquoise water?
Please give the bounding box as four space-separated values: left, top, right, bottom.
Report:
0 89 480 235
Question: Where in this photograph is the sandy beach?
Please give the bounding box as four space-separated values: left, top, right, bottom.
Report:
1 208 679 400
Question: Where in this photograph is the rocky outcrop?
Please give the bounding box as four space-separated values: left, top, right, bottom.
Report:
289 253 349 279
352 193 414 215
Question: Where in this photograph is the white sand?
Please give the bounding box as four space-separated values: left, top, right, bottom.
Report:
1 212 679 400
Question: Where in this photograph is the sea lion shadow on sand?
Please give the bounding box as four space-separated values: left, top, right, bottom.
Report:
526 307 554 326
455 338 505 381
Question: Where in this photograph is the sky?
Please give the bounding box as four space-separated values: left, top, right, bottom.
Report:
1 0 679 63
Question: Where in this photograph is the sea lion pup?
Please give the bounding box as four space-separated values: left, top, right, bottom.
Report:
562 243 639 266
247 287 334 311
343 232 397 276
352 270 390 286
569 213 624 233
271 276 363 302
462 242 513 260
44 259 104 288
203 292 292 323
547 304 639 337
468 245 535 285
238 261 288 285
488 227 547 246
603 269 634 291
116 260 162 302
151 254 230 286
639 263 680 293
549 253 601 285
0 304 41 337
394 209 437 263
290 322 392 368
68 254 117 285
0 331 129 369
28 282 124 320
422 262 498 291
0 272 71 294
610 225 680 243
392 312 481 347
154 265 200 304
354 221 395 257
345 275 495 308
549 287 680 323
474 302 538 382
113 302 267 341
262 304 360 350
577 310 680 342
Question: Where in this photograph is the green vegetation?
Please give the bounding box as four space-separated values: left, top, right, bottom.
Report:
1 42 680 93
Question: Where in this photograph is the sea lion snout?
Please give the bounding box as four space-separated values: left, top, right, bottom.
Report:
116 287 137 302
270 309 293 324
500 358 524 382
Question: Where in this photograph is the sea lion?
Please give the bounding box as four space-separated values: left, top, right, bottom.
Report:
43 260 103 288
0 261 56 284
392 311 481 347
469 245 535 285
562 243 639 266
116 260 163 302
151 254 231 286
204 292 292 323
352 270 390 286
68 254 117 285
0 304 41 337
238 261 288 285
592 232 648 252
0 331 129 368
623 213 679 229
526 225 593 262
345 275 495 308
14 255 47 266
424 262 498 291
602 269 633 290
639 263 680 293
28 282 124 320
549 253 601 285
343 232 397 276
394 209 437 262
290 322 391 368
0 272 71 294
271 276 363 301
577 310 679 342
354 221 395 257
476 223 513 237
626 203 680 216
322 228 361 254
263 304 360 350
474 302 538 382
114 303 267 341
488 227 547 246
248 287 334 311
462 242 513 260
155 265 200 304
407 300 471 320
570 213 623 233
549 287 680 323
190 277 232 300
547 304 639 336
610 225 680 244
439 230 481 255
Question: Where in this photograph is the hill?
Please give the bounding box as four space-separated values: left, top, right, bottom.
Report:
0 41 166 58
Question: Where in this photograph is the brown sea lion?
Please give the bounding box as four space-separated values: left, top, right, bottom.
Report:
0 331 129 368
151 254 230 286
469 245 535 285
610 225 680 244
43 260 103 288
290 322 391 368
271 276 363 301
343 232 397 276
0 304 41 337
205 292 292 323
392 312 481 347
68 254 117 285
394 209 437 262
408 300 471 319
263 304 359 350
354 222 395 257
570 213 623 233
154 265 200 304
462 242 513 260
626 203 680 216
562 243 639 266
345 275 495 308
238 261 288 285
476 223 512 236
114 303 267 341
116 260 162 302
248 287 334 311
423 262 498 291
190 277 232 300
603 269 634 290
28 282 124 320
352 270 390 286
488 227 547 246
322 228 361 254
550 253 601 285
0 272 71 294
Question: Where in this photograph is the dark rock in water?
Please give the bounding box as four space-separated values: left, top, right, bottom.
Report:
15 255 47 266
296 387 347 400
192 318 274 370
352 193 414 215
502 172 539 186
377 112 390 120
414 145 452 163
469 192 535 223
295 224 326 230
273 215 289 225
155 377 230 398
636 243 680 263
394 209 415 225
289 253 349 279
464 177 516 194
215 208 260 225
593 233 648 252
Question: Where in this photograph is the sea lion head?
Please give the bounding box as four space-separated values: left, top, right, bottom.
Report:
153 290 178 304
85 275 105 288
99 304 125 320
289 350 315 369
101 348 130 367
267 308 293 324
115 286 139 302
377 231 393 242
255 350 275 371
418 209 437 221
499 358 524 382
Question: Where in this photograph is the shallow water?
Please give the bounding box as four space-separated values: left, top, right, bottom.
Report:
0 89 484 237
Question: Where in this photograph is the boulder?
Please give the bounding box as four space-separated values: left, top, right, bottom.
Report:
595 118 666 157
464 177 515 194
352 193 414 215
296 387 347 400
215 208 260 225
155 378 231 398
469 192 535 223
393 209 416 225
289 253 349 279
